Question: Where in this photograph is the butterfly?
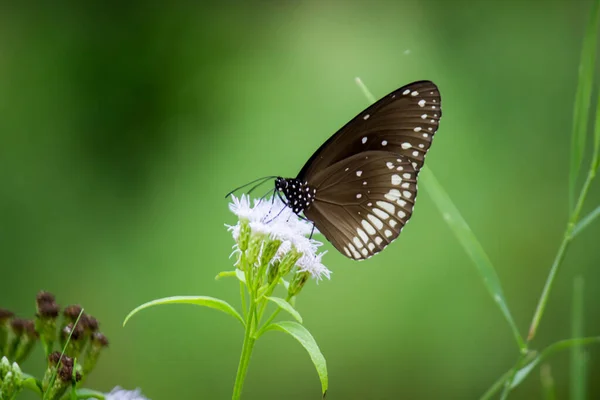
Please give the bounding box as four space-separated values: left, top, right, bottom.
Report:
234 81 442 260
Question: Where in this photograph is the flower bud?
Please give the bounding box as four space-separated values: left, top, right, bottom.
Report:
61 322 85 358
44 355 79 400
0 361 23 399
267 261 280 285
0 309 14 358
260 239 282 267
35 291 59 358
288 271 310 297
278 249 302 277
12 319 38 363
238 220 251 252
82 332 109 377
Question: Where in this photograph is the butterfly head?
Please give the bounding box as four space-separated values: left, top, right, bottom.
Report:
274 177 316 215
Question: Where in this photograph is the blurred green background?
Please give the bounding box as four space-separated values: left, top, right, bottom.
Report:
1 1 599 399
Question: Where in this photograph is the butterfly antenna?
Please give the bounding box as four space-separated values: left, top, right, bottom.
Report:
225 176 277 198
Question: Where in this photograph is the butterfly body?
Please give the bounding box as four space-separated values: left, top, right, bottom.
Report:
273 81 442 260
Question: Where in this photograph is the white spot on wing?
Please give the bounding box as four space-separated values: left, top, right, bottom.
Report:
386 162 394 169
353 237 363 248
356 170 363 177
391 174 402 185
403 191 412 199
361 220 376 235
381 140 388 146
402 89 410 95
363 114 370 120
343 246 351 257
376 201 395 214
398 210 407 218
384 229 393 237
367 214 384 229
375 236 383 245
401 142 412 150
357 228 369 243
362 137 367 144
372 208 389 219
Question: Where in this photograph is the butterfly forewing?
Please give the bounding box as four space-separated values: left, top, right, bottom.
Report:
304 151 417 260
298 81 441 181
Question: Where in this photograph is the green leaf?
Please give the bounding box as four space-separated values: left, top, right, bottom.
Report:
215 270 237 280
570 277 587 400
419 166 525 350
572 205 600 238
569 0 600 209
279 277 290 290
265 296 303 323
22 374 43 396
75 388 105 399
512 337 600 389
123 296 244 327
264 321 328 396
236 268 246 284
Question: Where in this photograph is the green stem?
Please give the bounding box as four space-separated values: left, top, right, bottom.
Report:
239 281 247 320
527 163 596 342
255 294 293 339
232 305 257 400
500 148 598 398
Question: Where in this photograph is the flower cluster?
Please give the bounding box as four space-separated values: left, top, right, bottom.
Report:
0 291 123 400
227 195 331 293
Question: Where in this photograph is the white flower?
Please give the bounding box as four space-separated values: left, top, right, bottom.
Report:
227 194 331 281
104 386 149 400
296 251 331 282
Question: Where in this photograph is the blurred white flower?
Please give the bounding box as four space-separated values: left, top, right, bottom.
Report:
227 194 331 281
104 386 149 400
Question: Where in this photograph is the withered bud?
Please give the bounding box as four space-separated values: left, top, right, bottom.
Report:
92 332 109 347
38 302 59 318
62 323 84 341
48 351 62 366
36 291 56 306
63 305 83 321
57 363 73 382
0 309 14 321
83 315 99 332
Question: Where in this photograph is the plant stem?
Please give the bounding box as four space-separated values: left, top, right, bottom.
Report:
232 304 257 400
527 163 596 342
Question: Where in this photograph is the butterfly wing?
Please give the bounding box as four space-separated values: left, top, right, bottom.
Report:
297 81 441 181
304 151 417 260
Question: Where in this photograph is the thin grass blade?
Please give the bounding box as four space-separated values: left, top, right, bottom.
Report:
568 0 600 210
570 276 587 400
540 364 556 400
572 204 600 238
419 166 525 350
512 337 600 388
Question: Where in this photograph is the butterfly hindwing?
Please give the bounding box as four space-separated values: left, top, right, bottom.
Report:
303 151 417 260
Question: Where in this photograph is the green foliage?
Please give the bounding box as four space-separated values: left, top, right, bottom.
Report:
123 295 244 327
263 321 328 396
